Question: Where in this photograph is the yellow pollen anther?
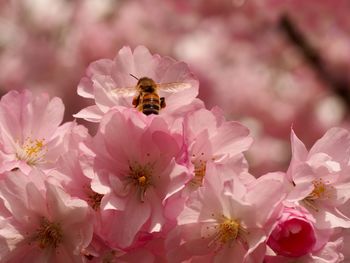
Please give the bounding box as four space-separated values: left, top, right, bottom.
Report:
138 176 147 186
303 178 334 211
126 162 153 202
218 219 240 243
309 179 332 199
25 140 44 155
207 215 248 250
313 185 325 198
16 137 47 165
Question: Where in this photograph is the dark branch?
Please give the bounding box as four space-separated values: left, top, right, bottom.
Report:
279 15 350 108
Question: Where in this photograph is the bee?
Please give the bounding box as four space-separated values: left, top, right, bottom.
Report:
132 76 166 115
112 74 192 115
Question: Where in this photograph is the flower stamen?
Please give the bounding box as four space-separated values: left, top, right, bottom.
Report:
16 137 47 165
126 162 153 202
217 218 240 243
303 178 334 211
35 217 63 249
206 214 248 251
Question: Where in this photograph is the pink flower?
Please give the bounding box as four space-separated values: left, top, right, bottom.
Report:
0 169 93 262
0 90 75 174
267 206 316 257
90 108 190 248
48 149 102 212
286 128 350 228
75 45 199 122
47 143 125 258
167 167 285 262
183 107 253 187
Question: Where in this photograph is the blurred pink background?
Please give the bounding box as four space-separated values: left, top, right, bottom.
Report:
1 0 349 176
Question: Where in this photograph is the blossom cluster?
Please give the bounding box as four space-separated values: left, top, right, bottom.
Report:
0 46 349 262
1 0 350 175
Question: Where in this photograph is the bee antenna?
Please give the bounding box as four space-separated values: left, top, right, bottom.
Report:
129 73 139 80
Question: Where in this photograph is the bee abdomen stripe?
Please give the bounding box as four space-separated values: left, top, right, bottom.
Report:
143 109 159 115
143 104 160 110
143 98 160 103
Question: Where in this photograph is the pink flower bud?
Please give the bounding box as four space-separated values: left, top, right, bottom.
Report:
267 207 316 257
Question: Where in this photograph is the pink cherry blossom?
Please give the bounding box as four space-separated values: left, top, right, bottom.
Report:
183 107 253 188
0 169 93 262
75 45 199 122
89 108 190 248
0 90 76 174
47 150 131 259
286 128 350 228
0 2 350 258
167 166 286 263
267 206 317 257
1 0 350 176
47 149 102 212
48 152 140 261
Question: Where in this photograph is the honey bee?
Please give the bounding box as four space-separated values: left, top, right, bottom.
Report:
112 74 192 115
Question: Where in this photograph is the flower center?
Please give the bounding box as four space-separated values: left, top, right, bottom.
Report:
303 178 334 211
206 214 249 250
16 137 47 165
35 218 63 249
218 218 240 243
126 162 153 202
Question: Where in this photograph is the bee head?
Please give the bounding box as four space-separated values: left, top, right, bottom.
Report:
137 77 157 92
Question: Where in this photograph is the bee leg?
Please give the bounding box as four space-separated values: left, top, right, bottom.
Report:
160 97 166 108
132 95 140 108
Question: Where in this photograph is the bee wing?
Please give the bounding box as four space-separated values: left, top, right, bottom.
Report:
157 82 192 93
111 86 137 97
